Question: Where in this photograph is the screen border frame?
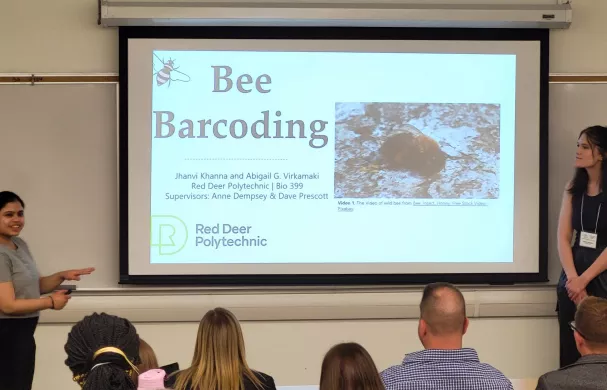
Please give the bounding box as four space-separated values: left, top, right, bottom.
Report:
118 26 549 286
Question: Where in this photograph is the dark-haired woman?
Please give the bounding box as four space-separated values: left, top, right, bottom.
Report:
65 312 141 390
557 125 607 367
320 342 384 390
0 191 95 390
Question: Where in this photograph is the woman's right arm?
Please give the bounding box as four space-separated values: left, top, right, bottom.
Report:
0 258 70 315
0 281 53 315
557 187 578 280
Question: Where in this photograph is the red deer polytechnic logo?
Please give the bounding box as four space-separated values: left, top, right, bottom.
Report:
153 52 191 87
150 215 188 256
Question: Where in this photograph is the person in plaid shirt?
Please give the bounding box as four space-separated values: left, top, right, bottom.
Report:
380 282 513 390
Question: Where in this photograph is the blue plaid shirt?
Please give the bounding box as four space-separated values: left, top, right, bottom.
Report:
380 348 514 390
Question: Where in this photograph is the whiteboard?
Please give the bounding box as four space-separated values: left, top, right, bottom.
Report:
0 81 605 289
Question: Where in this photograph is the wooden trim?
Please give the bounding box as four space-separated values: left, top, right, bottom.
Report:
1 74 607 84
38 287 558 323
550 75 607 83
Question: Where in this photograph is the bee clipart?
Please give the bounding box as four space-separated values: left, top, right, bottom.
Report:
153 52 191 87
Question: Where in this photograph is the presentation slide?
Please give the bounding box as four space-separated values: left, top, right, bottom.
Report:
125 36 541 278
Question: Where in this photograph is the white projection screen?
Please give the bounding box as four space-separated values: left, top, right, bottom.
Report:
119 27 549 286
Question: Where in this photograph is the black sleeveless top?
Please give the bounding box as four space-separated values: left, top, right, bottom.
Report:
571 192 607 248
565 192 607 298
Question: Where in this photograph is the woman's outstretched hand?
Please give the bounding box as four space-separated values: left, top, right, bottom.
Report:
60 267 95 281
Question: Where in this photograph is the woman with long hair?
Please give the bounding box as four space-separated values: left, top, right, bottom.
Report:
319 342 384 390
169 307 276 390
64 312 141 390
0 190 95 390
131 338 160 386
557 125 607 367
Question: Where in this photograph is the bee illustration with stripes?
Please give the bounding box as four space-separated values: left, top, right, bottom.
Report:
153 52 191 87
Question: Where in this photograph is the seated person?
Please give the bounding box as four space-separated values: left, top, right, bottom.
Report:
320 342 384 390
381 282 513 390
64 312 141 390
166 307 276 390
132 338 159 386
536 296 607 390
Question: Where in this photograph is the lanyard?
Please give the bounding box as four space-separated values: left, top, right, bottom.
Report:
581 194 602 234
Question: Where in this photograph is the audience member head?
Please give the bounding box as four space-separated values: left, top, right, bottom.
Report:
65 312 141 390
319 342 384 390
132 338 159 386
173 307 263 390
418 282 468 349
572 296 607 356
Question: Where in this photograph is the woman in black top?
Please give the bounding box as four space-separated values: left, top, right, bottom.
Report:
557 125 607 367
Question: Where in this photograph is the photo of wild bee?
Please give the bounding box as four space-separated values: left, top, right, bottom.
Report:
334 102 500 199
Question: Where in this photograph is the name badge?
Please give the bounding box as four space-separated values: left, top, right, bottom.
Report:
580 231 598 249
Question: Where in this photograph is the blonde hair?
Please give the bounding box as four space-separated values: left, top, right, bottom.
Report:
173 308 264 390
320 342 384 390
132 338 160 385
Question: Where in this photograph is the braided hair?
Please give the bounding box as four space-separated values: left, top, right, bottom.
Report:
65 312 141 390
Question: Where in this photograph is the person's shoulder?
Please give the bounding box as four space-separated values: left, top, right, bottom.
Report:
560 181 575 198
163 370 185 389
0 251 12 278
565 180 573 190
0 246 13 267
380 363 402 376
534 370 559 390
253 370 273 380
243 370 276 390
379 363 407 385
0 241 13 256
252 370 276 388
11 236 26 246
524 358 606 390
12 237 31 252
479 361 509 376
477 362 513 387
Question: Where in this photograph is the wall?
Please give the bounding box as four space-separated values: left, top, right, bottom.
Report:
1 0 607 74
2 0 607 389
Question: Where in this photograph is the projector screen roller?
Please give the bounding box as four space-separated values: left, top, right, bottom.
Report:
119 27 548 285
